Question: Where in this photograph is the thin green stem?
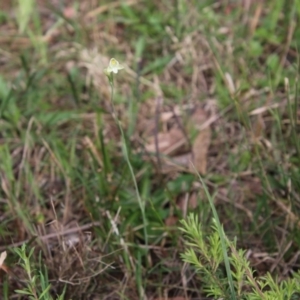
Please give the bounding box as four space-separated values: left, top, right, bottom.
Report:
109 82 148 248
195 170 237 300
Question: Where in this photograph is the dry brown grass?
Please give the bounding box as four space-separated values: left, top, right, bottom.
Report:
0 0 300 299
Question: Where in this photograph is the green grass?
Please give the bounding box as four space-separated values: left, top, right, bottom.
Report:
0 0 300 299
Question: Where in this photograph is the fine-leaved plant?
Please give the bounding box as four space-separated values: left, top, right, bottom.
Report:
180 213 300 300
13 244 66 300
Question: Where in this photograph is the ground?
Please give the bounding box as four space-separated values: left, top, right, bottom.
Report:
0 1 300 299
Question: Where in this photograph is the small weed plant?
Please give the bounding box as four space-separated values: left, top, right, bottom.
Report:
13 244 66 300
180 213 300 299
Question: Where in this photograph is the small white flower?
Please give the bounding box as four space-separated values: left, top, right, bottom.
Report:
104 58 124 74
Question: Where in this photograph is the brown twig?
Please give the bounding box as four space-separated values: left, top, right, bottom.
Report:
1 222 101 251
